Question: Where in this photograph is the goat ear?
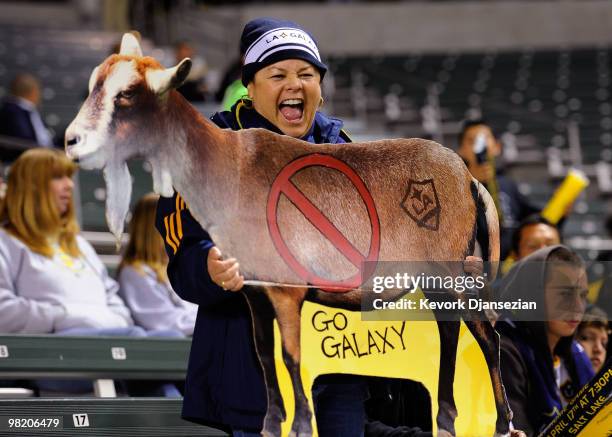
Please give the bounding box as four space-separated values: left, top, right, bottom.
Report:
88 66 100 93
119 32 143 57
146 58 192 95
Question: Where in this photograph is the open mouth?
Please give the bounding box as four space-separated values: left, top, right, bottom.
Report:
279 99 304 123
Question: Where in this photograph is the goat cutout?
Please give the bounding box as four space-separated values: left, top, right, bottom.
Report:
65 32 519 437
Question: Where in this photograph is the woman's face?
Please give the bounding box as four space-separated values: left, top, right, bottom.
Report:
49 175 74 216
545 264 588 339
248 59 321 138
578 325 608 373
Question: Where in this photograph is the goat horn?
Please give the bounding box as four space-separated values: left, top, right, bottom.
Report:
119 32 142 57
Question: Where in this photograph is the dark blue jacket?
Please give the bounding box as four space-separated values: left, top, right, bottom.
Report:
497 319 594 436
0 100 37 143
495 246 595 435
155 100 350 431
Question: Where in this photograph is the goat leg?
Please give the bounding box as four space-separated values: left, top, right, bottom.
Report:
265 286 312 437
434 318 460 436
464 319 512 437
244 287 286 437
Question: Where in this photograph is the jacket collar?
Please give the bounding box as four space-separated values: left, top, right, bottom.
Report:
221 99 345 144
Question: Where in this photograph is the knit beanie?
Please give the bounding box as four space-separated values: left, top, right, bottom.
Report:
240 17 327 86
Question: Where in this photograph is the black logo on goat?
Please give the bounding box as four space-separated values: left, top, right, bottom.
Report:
401 179 441 231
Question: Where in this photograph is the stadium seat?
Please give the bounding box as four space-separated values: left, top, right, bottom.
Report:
0 335 190 397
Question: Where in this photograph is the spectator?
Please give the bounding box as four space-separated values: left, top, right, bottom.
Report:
0 148 132 333
576 305 609 373
174 41 208 102
118 193 197 336
511 215 561 261
156 17 368 436
457 120 539 260
0 74 52 147
0 148 182 396
496 245 594 435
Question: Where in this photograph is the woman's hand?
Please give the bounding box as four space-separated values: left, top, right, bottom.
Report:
207 246 244 292
463 255 484 277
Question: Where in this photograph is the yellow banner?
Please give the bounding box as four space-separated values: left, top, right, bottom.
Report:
274 301 497 436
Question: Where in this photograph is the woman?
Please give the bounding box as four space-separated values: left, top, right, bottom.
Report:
0 148 133 334
0 149 181 397
495 245 594 435
118 193 197 336
156 18 366 436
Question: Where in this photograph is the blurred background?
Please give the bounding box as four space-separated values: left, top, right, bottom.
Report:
0 0 611 281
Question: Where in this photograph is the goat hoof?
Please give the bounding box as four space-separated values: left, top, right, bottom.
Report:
493 424 511 437
261 427 281 437
288 430 312 437
262 412 283 437
289 411 312 437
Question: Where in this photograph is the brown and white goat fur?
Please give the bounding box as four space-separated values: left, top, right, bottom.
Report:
66 34 512 437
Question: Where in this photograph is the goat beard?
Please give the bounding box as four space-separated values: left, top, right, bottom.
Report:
103 159 132 242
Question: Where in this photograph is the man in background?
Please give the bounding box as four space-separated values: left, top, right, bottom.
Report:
0 73 52 147
457 119 539 260
511 215 562 261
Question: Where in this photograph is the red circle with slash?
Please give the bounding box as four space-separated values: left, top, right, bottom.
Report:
266 153 380 292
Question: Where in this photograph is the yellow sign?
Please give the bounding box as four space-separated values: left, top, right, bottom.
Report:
578 401 611 437
274 301 497 436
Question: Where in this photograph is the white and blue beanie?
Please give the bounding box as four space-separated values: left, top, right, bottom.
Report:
240 17 327 86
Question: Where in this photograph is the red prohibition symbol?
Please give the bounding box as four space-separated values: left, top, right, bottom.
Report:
266 154 380 292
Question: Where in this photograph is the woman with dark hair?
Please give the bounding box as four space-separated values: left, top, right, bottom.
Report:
495 245 594 435
156 17 366 437
157 17 494 437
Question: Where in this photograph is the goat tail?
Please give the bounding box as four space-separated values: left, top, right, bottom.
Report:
472 178 500 278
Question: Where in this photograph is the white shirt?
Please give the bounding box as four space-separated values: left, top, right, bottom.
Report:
0 229 133 333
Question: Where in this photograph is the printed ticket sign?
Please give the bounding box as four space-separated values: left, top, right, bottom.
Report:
540 363 611 437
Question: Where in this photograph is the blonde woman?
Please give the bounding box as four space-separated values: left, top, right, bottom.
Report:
0 148 134 334
0 149 182 396
118 193 197 336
